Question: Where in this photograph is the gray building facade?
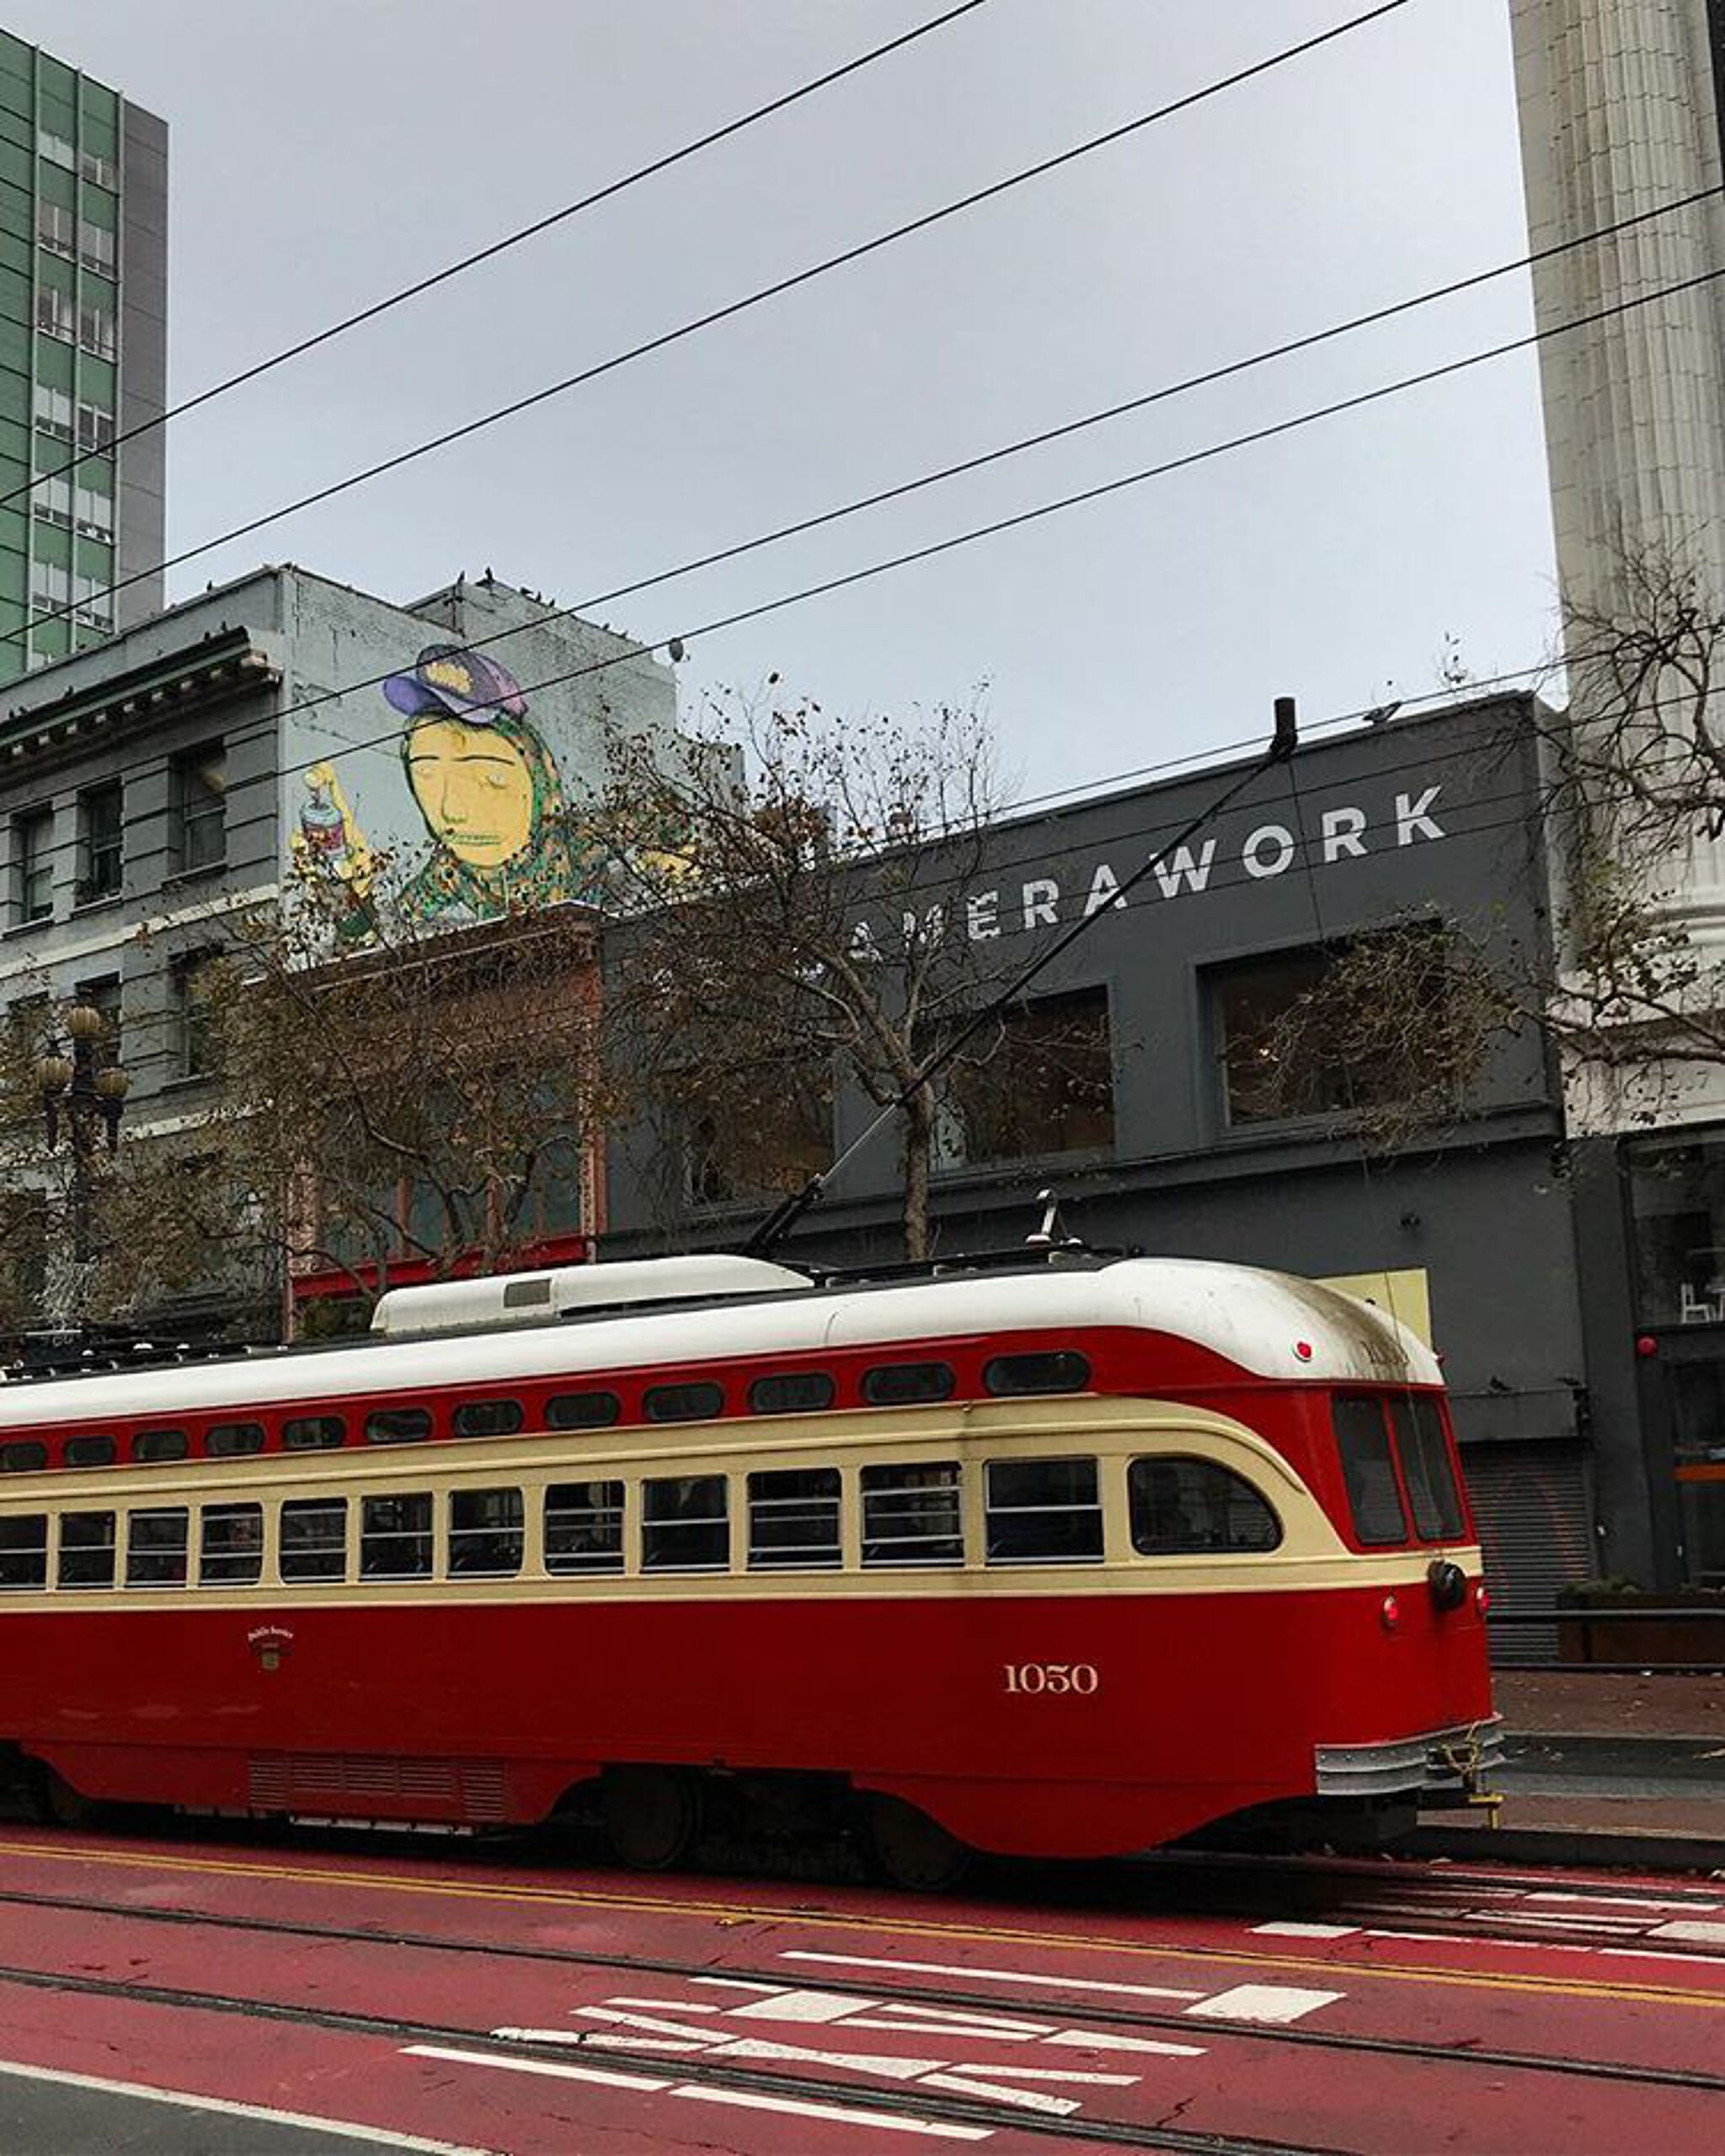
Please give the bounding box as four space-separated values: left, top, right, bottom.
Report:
0 26 167 683
0 562 681 1326
605 697 1649 1619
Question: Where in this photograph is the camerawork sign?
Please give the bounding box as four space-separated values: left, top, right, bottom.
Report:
848 782 1448 956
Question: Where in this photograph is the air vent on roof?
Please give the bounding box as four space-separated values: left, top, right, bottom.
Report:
370 1254 813 1339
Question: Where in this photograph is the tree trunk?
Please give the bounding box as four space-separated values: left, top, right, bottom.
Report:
900 1088 932 1262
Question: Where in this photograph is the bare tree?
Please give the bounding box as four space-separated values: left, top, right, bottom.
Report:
1256 547 1725 1143
0 872 606 1344
601 689 1106 1260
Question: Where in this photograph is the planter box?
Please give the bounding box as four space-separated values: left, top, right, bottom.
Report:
1557 1591 1725 1666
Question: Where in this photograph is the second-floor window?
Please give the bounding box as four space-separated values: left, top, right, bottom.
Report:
172 744 226 874
13 807 53 924
77 783 122 902
174 953 221 1078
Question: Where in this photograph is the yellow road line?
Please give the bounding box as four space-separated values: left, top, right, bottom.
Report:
1 1837 1720 2012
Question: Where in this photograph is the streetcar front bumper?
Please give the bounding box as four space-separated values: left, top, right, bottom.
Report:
1313 1718 1505 1803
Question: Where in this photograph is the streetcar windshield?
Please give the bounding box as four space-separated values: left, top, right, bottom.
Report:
1331 1392 1467 1546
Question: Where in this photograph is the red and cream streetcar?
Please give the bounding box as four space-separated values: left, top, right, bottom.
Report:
0 1249 1497 1885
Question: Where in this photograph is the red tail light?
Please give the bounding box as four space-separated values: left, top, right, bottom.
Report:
1379 1594 1402 1632
1474 1581 1490 1617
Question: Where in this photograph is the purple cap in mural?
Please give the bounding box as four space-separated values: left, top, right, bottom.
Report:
382 644 529 724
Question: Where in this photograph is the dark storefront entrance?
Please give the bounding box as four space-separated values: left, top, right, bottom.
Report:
1626 1128 1725 1586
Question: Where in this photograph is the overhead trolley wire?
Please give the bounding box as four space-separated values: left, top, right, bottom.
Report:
20 0 1418 644
0 242 1703 877
5 169 1678 828
0 0 999 520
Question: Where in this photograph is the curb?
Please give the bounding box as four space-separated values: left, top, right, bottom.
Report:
1407 1823 1725 1874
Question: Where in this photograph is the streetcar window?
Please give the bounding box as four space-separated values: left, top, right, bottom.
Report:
861 1362 955 1407
206 1421 265 1458
280 1498 346 1581
284 1415 345 1451
747 1468 841 1570
449 1487 524 1576
58 1510 115 1588
861 1462 963 1567
1128 1457 1282 1554
0 1441 46 1474
545 1480 624 1573
641 1474 729 1570
452 1398 524 1439
545 1390 621 1431
360 1492 434 1578
0 1515 47 1588
748 1372 836 1415
644 1383 724 1424
132 1428 187 1463
1332 1397 1408 1545
126 1507 190 1587
64 1433 116 1468
984 1352 1092 1397
200 1502 264 1586
366 1405 432 1446
985 1457 1103 1563
1388 1395 1466 1540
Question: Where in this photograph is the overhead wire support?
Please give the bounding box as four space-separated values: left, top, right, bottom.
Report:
743 699 1300 1259
0 0 998 517
20 0 1417 644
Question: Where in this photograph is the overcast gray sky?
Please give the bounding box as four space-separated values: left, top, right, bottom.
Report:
13 0 1553 799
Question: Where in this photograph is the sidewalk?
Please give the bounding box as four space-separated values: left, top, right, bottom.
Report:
1434 1667 1725 1860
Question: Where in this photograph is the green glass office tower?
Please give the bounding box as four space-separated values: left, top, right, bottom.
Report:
0 29 166 687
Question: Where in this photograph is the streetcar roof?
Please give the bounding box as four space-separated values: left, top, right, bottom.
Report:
0 1256 1439 1429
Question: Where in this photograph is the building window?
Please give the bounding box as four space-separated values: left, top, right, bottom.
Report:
77 300 115 359
76 404 114 455
32 384 73 439
1210 938 1449 1129
73 976 121 1066
173 953 222 1078
13 805 53 923
77 220 115 274
34 284 74 341
76 781 122 901
80 149 118 189
30 473 72 528
931 987 1114 1168
35 199 74 254
171 743 227 872
74 482 114 541
37 128 75 169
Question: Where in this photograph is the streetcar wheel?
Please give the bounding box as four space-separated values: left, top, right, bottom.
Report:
602 1767 701 1870
862 1795 972 1893
35 1766 97 1830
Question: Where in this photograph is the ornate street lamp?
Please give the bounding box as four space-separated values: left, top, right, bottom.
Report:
37 1003 130 1274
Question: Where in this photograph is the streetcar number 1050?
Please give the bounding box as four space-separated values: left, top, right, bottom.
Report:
1002 1662 1098 1694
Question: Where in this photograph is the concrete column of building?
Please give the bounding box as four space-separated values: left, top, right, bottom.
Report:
1514 0 1725 948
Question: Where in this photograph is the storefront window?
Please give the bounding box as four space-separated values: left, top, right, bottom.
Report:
1626 1131 1725 1325
1663 1363 1725 1589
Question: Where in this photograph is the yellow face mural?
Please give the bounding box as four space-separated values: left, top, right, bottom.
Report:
404 718 536 869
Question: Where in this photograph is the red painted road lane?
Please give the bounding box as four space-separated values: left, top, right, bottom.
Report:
3 1831 1723 2080
3 1877 1725 2149
0 1973 1076 2156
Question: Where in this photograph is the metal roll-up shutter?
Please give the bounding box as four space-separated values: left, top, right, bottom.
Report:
1463 1442 1595 1665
